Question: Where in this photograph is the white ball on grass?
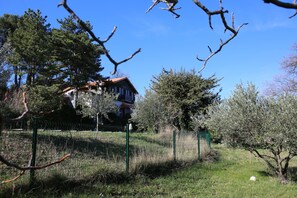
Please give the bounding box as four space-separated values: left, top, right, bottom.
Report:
250 176 256 181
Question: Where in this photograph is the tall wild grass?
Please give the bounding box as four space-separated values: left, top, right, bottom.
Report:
0 130 210 186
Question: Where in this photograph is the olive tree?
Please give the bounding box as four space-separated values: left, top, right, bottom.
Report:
207 83 297 183
76 89 119 132
131 89 168 133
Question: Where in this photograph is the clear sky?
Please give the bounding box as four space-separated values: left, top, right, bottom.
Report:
1 1 296 98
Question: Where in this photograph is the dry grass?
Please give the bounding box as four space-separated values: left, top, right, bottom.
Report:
0 130 210 190
130 132 210 175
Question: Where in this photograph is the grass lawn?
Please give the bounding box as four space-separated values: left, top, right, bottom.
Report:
1 132 297 197
82 145 297 198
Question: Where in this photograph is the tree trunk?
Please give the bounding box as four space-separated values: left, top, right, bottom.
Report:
0 114 2 134
96 113 99 132
277 171 288 184
276 156 288 184
26 73 32 86
252 149 289 184
14 72 18 87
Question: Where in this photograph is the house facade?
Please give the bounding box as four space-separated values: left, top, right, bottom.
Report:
103 77 138 118
63 77 138 124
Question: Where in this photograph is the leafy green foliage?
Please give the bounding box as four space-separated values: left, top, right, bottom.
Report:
27 84 63 114
1 11 103 89
76 89 119 131
131 90 168 133
0 11 105 122
0 14 19 46
207 83 297 182
0 15 17 89
8 9 52 86
151 69 220 131
51 16 103 87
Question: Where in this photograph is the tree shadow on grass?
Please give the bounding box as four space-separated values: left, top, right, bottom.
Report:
257 170 274 178
257 166 297 183
131 134 172 148
18 133 132 160
0 151 220 197
288 166 297 182
17 132 172 161
0 162 180 197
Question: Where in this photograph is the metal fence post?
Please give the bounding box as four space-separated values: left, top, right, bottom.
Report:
30 117 38 186
173 130 176 161
206 131 211 149
126 123 130 173
197 131 201 161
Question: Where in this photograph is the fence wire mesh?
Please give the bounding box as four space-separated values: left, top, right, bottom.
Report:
1 120 211 184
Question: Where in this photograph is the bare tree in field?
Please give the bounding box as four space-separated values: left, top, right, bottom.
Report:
265 43 297 96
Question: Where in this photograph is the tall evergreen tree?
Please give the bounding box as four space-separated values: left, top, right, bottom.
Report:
0 14 20 88
8 9 52 86
0 14 19 47
51 16 103 88
152 69 220 131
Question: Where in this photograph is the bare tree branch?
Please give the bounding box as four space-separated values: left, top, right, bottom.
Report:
58 0 141 74
193 0 248 72
250 149 276 171
264 0 297 18
193 0 228 29
11 91 29 120
1 171 25 184
264 0 297 9
0 154 70 184
11 91 55 120
146 0 161 13
102 26 117 43
196 23 247 72
146 0 181 18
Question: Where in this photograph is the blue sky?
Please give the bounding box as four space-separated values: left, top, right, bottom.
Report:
1 1 296 98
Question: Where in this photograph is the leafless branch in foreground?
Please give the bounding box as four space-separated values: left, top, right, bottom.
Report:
11 91 55 120
146 0 181 18
264 0 297 9
11 91 29 120
193 0 248 72
58 0 141 75
0 154 70 184
264 0 297 18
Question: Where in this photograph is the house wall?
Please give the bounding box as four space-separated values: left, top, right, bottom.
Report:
64 77 137 126
107 82 135 104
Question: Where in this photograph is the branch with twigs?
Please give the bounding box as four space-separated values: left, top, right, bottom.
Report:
264 0 297 18
0 154 70 184
146 0 181 18
264 0 297 9
57 0 141 75
193 0 248 72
